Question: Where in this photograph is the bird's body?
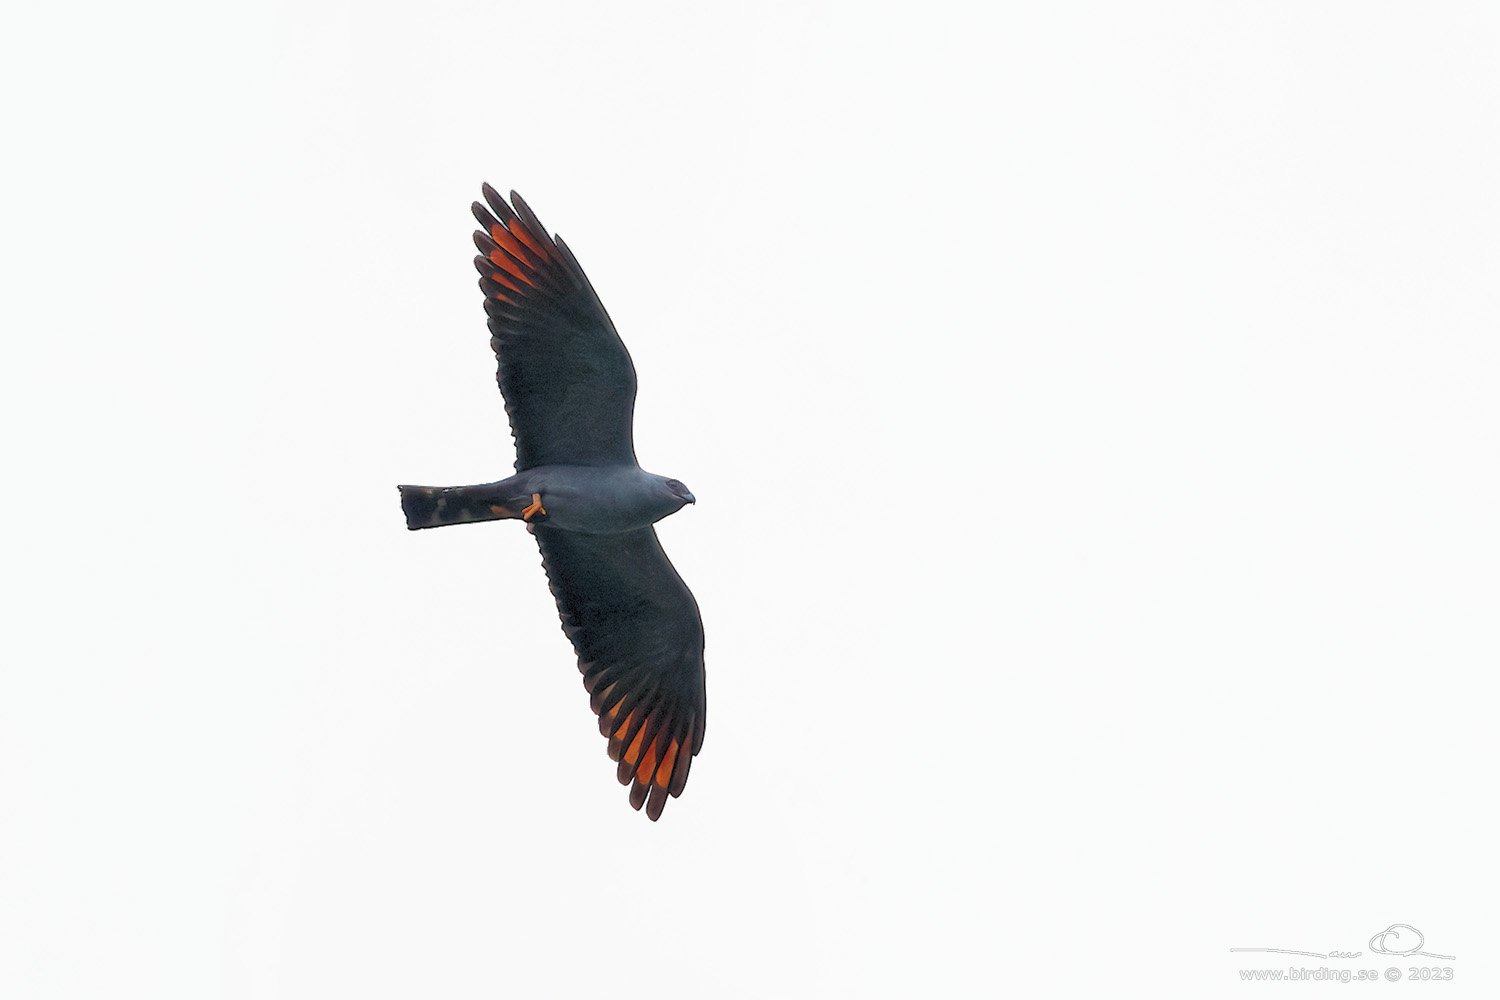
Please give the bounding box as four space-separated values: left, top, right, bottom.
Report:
401 465 693 535
398 187 705 821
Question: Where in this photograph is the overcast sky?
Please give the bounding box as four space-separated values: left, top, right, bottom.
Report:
5 2 1498 997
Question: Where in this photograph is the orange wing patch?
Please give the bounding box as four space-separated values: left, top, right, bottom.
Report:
588 679 696 821
486 248 533 289
655 739 680 788
471 186 573 310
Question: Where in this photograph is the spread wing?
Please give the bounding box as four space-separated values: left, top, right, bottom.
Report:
531 524 706 820
471 186 637 470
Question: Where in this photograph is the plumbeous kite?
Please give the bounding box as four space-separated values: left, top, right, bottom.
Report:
398 186 705 821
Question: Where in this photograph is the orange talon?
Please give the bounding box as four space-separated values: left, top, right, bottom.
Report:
522 493 546 521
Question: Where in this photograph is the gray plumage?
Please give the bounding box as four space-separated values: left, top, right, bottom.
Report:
398 187 705 821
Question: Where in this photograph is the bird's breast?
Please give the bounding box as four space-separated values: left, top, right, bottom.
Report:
521 466 665 534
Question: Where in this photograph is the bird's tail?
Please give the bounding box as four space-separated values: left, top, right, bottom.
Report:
398 484 529 530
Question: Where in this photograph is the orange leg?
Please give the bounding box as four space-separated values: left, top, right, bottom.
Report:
522 493 546 521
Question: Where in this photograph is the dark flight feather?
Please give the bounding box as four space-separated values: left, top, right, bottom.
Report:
475 190 638 471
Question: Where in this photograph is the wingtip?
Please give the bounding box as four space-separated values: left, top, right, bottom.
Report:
472 201 498 230
481 183 517 226
509 191 548 236
628 779 649 811
645 783 668 820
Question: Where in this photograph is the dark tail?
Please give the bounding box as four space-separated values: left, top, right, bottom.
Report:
398 484 528 530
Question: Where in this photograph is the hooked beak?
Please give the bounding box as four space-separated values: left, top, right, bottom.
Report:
683 492 696 505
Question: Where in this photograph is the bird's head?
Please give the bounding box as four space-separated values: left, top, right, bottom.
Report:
660 476 696 512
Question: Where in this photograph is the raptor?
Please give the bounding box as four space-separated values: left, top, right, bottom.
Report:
399 186 705 820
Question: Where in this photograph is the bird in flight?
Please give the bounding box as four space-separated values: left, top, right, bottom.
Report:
398 186 705 820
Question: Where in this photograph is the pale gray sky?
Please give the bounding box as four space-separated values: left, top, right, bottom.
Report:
4 2 1498 996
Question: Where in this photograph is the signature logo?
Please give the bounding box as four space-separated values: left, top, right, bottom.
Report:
1367 923 1454 961
1230 922 1455 961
